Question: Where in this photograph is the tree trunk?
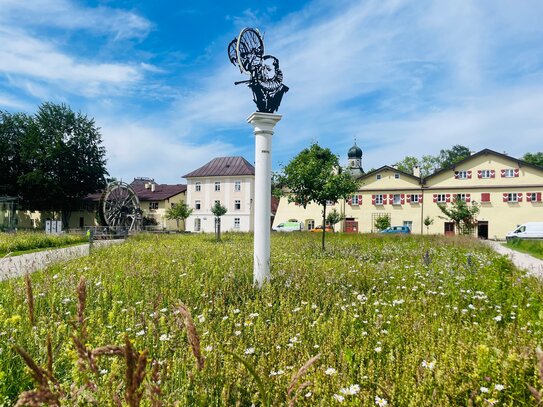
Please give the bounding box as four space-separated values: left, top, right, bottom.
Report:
62 210 71 230
215 217 221 241
321 204 327 251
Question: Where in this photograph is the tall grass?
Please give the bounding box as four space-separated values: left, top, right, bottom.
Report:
0 232 87 256
0 233 542 405
507 238 543 260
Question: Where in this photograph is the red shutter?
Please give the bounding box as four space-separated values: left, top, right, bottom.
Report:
400 194 405 204
433 194 437 203
372 195 376 205
389 194 393 204
481 193 490 202
467 170 472 179
466 194 471 203
490 170 495 178
446 194 451 203
538 192 542 202
454 172 459 179
347 196 352 206
527 192 532 202
500 169 506 177
502 193 508 202
358 195 362 205
518 192 523 202
477 170 482 178
419 194 423 203
406 194 411 203
514 168 520 177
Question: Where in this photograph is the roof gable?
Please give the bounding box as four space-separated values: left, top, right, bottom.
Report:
183 156 255 178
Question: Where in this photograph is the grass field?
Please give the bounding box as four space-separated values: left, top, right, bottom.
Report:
0 232 88 257
0 233 542 406
506 239 543 260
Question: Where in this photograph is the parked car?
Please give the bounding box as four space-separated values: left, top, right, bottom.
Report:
506 222 543 242
272 221 303 232
380 226 411 234
310 225 333 233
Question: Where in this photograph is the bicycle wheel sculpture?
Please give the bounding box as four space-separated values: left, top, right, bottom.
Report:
98 181 142 231
228 27 288 113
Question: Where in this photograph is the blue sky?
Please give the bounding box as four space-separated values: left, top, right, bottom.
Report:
1 0 542 184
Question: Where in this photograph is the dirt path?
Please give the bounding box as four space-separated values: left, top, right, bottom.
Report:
0 240 124 281
485 240 543 280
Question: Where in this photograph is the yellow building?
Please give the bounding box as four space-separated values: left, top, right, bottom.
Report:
272 148 543 239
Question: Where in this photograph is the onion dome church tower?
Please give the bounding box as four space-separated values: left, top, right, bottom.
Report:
347 141 364 179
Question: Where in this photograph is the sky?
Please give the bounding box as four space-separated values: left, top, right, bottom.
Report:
1 0 542 184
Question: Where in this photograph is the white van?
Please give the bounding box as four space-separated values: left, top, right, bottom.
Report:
506 222 543 241
272 221 303 232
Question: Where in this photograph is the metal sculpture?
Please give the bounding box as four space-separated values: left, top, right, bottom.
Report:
228 27 288 113
98 181 142 231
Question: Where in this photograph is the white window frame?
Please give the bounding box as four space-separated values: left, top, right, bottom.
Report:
234 218 240 228
195 182 201 192
234 181 241 192
456 193 466 202
457 171 468 180
306 219 315 230
195 200 201 210
393 194 401 205
149 202 159 210
530 192 537 202
481 170 491 179
403 221 412 231
194 218 201 232
437 194 447 203
507 193 518 202
351 195 359 205
326 200 335 206
234 200 241 210
410 194 419 203
504 169 515 178
375 194 384 205
215 181 221 191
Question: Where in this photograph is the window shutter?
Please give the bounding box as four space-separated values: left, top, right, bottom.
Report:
481 193 490 202
502 193 508 202
400 194 405 204
406 194 411 203
500 169 506 177
466 194 471 203
372 194 376 205
538 192 542 202
347 196 352 206
454 172 459 179
477 170 482 179
419 194 423 203
514 168 520 177
490 170 495 178
389 194 393 204
433 194 437 203
358 194 362 205
518 192 523 202
467 170 472 179
446 194 451 203
527 192 532 202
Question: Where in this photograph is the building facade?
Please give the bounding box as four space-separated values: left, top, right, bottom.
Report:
184 156 255 233
272 148 543 239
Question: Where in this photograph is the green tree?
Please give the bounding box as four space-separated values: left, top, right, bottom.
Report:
280 143 359 250
13 103 108 228
394 156 419 175
420 155 440 177
165 203 193 231
438 197 479 235
326 208 343 231
374 215 391 231
423 216 434 234
211 201 228 241
523 152 543 167
437 145 471 169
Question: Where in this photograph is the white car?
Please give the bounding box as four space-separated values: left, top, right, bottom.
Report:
272 221 303 232
506 222 543 241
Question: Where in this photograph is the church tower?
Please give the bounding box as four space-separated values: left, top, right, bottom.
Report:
347 141 364 178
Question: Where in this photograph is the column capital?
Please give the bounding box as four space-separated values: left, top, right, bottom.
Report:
247 112 282 133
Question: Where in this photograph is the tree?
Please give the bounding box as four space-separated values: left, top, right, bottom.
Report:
165 203 193 231
326 208 343 231
437 145 471 169
523 152 543 168
423 216 434 234
211 201 228 241
374 215 390 231
5 103 108 228
438 197 479 235
280 143 359 250
394 156 419 175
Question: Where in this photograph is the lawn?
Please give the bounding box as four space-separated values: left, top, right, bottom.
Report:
506 239 543 260
0 232 88 257
0 233 542 406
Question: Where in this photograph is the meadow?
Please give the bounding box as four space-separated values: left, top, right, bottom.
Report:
0 233 542 406
506 239 543 260
0 232 88 257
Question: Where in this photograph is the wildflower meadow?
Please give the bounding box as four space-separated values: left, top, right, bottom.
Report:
0 233 542 406
0 232 87 257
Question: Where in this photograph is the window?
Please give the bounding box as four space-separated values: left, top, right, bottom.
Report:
507 193 518 202
215 181 221 191
374 194 384 205
214 200 221 206
195 182 201 192
351 195 359 205
403 221 412 231
194 218 201 232
306 219 315 230
480 170 491 179
149 202 159 210
437 194 446 203
376 174 382 180
456 171 467 179
503 169 515 178
528 192 542 202
394 173 400 179
481 193 490 202
393 194 401 205
195 200 201 210
234 181 241 191
234 218 240 228
234 200 241 210
456 193 466 202
326 200 336 206
410 194 419 203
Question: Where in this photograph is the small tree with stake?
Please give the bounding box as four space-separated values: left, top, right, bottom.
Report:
280 143 359 250
326 209 343 232
438 197 479 235
424 216 434 234
211 201 228 241
165 203 193 231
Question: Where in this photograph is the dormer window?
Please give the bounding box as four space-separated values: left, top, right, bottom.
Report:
376 174 382 180
394 173 400 179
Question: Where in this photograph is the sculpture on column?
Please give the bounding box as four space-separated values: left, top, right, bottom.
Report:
228 28 289 113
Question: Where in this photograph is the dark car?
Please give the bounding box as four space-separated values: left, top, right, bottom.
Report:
380 226 411 234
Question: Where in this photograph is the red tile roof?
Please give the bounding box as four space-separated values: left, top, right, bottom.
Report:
183 156 255 178
83 180 186 202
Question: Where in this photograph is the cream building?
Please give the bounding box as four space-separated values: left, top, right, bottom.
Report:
184 156 255 233
272 148 543 239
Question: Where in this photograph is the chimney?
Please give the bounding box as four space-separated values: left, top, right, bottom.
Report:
151 183 156 192
144 183 150 189
413 166 421 178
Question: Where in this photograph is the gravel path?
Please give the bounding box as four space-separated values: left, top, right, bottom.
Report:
484 240 543 280
0 240 124 281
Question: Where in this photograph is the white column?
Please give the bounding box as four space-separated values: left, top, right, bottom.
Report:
247 112 282 287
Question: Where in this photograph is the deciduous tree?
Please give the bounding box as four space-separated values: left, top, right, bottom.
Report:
165 203 193 231
211 201 228 241
523 152 543 167
438 197 479 235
